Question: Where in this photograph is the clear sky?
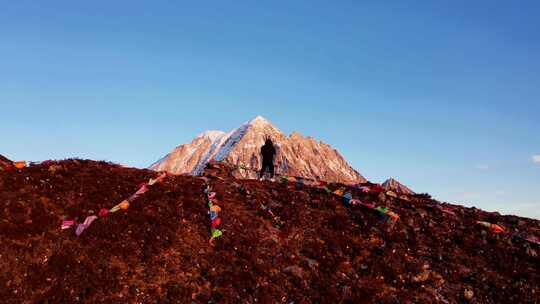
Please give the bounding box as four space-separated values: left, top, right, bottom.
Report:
1 1 539 218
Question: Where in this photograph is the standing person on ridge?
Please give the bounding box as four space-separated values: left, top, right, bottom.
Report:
259 137 276 180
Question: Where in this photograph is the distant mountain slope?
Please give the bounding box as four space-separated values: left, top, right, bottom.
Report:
382 177 415 194
151 116 366 184
0 154 12 167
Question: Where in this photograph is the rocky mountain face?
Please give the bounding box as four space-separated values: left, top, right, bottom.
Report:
382 178 415 194
151 116 366 184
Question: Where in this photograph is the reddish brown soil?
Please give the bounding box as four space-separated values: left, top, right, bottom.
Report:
0 159 539 303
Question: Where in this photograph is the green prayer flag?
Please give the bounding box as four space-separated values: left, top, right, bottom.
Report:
110 206 121 213
211 229 222 238
375 207 388 214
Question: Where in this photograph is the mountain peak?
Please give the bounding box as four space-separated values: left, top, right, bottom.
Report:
382 177 414 194
151 117 366 184
248 115 271 126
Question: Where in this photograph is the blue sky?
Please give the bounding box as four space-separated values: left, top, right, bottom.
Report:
1 1 539 218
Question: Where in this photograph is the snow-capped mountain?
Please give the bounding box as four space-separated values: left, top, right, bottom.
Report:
150 116 366 184
382 177 415 194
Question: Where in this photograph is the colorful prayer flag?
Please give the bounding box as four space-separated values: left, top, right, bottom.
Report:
61 219 75 230
75 215 98 236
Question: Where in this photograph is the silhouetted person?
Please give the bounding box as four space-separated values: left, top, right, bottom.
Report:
259 138 276 179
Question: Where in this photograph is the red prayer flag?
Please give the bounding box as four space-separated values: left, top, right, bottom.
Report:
211 217 222 228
